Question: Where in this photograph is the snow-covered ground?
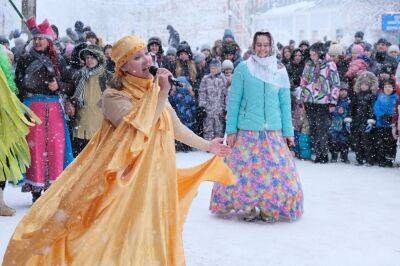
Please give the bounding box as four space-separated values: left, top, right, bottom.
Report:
1 151 400 266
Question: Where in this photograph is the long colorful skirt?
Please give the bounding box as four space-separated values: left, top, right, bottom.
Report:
210 130 303 222
22 95 73 192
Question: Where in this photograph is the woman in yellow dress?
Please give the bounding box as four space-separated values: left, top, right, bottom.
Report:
3 35 233 266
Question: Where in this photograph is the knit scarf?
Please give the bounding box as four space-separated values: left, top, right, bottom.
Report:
246 54 290 89
73 65 104 107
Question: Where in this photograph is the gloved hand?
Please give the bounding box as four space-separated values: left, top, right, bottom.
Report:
365 119 376 133
345 122 351 133
344 117 352 123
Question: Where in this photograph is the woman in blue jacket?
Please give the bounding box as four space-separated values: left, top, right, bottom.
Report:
210 31 303 222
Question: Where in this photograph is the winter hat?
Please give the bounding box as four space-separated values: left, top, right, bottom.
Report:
381 77 396 89
82 26 92 33
74 21 84 32
85 31 97 40
79 44 106 65
193 52 205 64
112 35 146 77
388 45 400 54
200 44 211 52
328 42 344 56
0 36 9 46
299 40 310 48
310 42 327 60
147 36 164 54
59 36 73 44
70 42 88 68
177 41 193 58
166 47 177 56
351 44 364 55
223 29 235 41
64 43 74 58
377 38 390 46
222 59 234 71
354 31 364 39
339 81 349 90
26 17 56 41
364 43 373 52
66 28 79 42
13 37 24 47
209 58 221 70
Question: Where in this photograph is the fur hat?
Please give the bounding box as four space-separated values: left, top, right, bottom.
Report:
388 45 400 54
147 36 164 54
222 59 234 71
79 44 106 65
26 17 56 41
354 71 379 94
70 42 88 68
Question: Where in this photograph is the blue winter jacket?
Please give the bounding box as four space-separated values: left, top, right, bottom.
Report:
226 62 294 137
373 92 398 128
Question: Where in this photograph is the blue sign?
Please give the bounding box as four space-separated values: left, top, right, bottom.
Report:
382 14 400 31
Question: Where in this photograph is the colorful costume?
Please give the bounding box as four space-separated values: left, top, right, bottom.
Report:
0 45 40 216
15 18 73 198
210 55 303 222
3 35 234 265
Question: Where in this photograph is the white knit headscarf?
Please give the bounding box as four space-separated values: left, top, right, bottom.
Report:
246 54 290 89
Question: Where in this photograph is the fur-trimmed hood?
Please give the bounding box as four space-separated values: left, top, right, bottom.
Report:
354 71 379 94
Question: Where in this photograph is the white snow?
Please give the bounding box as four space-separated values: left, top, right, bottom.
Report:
1 151 400 266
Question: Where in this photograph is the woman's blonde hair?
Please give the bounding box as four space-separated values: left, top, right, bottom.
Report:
175 60 197 83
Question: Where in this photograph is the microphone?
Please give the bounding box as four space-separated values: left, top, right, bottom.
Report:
149 66 184 87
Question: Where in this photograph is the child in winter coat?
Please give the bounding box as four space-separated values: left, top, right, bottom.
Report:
169 76 197 151
292 101 311 160
372 77 398 167
222 59 234 106
198 59 228 140
351 71 378 165
328 82 351 163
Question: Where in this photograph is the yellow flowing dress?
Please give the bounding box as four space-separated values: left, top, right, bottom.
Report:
3 74 235 266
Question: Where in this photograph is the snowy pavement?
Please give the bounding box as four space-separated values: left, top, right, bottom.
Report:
1 151 400 266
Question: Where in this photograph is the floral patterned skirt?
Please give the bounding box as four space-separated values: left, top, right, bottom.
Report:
209 130 303 222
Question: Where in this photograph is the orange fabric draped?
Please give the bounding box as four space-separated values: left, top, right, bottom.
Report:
2 74 235 266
